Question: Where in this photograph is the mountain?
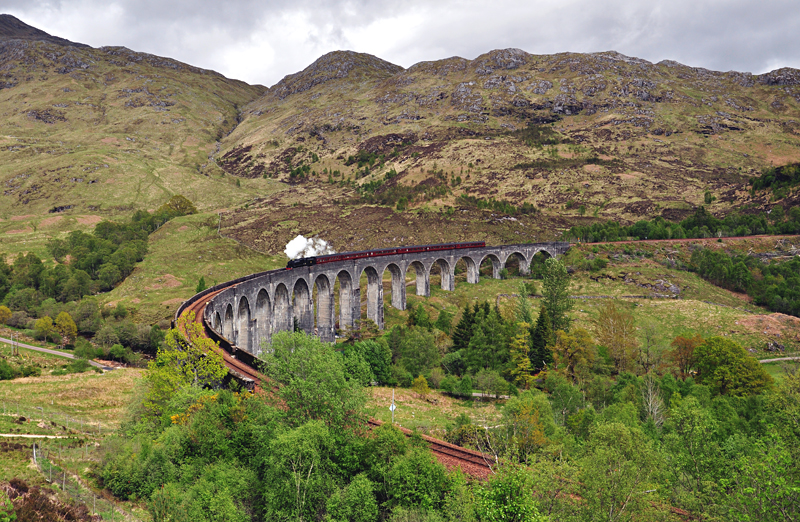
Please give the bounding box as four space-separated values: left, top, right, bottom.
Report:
1 15 799 257
0 16 267 223
217 47 800 249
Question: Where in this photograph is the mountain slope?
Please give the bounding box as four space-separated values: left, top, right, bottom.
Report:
218 48 800 244
0 21 270 222
0 14 87 47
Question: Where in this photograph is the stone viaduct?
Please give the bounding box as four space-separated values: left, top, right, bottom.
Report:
202 242 569 357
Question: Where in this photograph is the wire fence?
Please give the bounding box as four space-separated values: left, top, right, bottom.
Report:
31 441 140 521
1 401 106 436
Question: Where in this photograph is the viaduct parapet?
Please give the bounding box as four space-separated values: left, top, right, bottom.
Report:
191 242 569 357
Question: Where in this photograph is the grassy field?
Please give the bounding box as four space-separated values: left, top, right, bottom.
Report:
0 368 141 430
366 386 504 438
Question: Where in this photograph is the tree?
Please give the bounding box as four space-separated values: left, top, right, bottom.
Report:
464 307 509 373
326 473 379 522
144 311 227 420
412 375 431 399
578 423 662 521
594 300 638 373
196 276 207 293
54 311 77 347
529 306 553 371
95 324 120 348
541 258 573 333
0 306 10 325
636 321 663 375
158 194 198 216
515 284 534 325
434 309 453 335
34 316 56 343
98 262 122 290
263 331 366 429
694 337 772 396
398 327 440 377
348 340 392 384
452 303 475 352
406 304 431 328
668 334 703 380
262 420 336 521
476 465 545 522
502 391 556 463
509 324 535 389
552 328 595 383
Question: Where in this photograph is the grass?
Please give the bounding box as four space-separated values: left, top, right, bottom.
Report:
761 360 800 383
366 386 504 438
104 211 284 323
0 368 142 430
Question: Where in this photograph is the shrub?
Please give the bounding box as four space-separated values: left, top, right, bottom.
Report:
428 368 445 389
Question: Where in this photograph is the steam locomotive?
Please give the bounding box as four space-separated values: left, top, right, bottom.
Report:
286 241 485 269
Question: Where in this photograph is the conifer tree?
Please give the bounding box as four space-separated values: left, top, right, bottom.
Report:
542 258 573 333
465 307 510 373
530 306 554 371
452 303 475 351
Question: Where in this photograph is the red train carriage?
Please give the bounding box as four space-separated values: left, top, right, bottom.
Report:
286 241 485 269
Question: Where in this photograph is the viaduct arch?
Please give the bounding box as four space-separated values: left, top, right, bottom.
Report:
201 242 569 356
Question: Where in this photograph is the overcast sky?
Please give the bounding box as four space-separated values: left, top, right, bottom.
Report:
4 0 799 87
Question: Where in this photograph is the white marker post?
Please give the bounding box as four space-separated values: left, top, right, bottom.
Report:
390 389 396 424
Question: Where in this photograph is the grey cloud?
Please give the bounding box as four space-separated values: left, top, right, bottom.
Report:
4 0 799 86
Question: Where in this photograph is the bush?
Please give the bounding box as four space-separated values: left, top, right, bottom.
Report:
0 360 19 380
392 365 413 388
109 343 129 362
6 311 29 328
428 368 445 389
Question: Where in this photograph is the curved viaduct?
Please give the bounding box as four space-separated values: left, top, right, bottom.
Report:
189 242 569 357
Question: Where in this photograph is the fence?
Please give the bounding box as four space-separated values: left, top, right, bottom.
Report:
31 441 140 521
1 401 106 436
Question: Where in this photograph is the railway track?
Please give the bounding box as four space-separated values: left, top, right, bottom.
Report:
176 279 495 478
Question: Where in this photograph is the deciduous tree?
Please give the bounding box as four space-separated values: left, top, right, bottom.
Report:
694 336 772 396
412 375 431 399
552 328 595 383
54 311 77 347
594 300 638 373
668 334 703 380
509 325 535 389
34 316 56 343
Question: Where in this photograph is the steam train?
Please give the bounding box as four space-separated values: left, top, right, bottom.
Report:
286 241 486 269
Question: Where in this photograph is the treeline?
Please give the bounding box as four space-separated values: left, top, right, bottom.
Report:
566 205 800 242
0 195 197 305
750 161 800 192
457 194 537 216
692 248 800 316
